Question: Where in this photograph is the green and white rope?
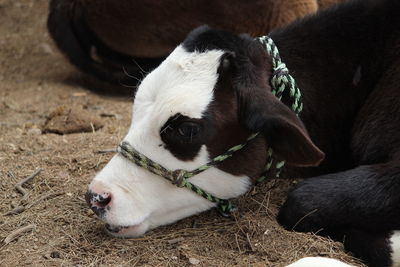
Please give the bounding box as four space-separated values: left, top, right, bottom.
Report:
257 36 303 115
117 35 303 215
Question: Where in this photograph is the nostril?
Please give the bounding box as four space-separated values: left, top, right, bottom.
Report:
86 190 112 209
96 194 111 208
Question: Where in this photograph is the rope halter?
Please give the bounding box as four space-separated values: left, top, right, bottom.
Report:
117 35 303 216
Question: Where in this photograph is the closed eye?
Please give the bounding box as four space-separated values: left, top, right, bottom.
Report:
178 122 200 140
159 113 213 161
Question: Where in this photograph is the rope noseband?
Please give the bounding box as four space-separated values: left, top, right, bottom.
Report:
117 36 302 215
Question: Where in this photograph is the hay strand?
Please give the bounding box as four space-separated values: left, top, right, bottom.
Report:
4 224 36 244
15 168 42 200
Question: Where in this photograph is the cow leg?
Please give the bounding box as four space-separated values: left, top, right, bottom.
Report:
342 229 394 267
277 162 400 266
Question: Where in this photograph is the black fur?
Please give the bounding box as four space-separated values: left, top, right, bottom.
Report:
160 113 214 161
183 26 253 54
269 0 400 265
179 0 400 265
343 230 393 267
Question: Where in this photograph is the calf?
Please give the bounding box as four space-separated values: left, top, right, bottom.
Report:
87 0 400 266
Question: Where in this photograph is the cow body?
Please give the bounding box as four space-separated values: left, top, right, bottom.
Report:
87 0 400 266
270 2 400 266
47 0 348 87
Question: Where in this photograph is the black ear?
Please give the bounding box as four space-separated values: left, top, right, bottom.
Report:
239 85 325 166
229 37 324 167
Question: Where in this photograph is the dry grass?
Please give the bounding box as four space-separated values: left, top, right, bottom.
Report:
0 0 365 266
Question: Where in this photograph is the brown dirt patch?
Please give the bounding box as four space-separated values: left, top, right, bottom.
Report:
42 105 104 134
0 1 365 266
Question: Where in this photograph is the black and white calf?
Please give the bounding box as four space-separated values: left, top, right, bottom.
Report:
87 0 400 266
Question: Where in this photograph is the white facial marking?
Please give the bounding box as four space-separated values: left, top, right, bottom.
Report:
285 257 354 267
89 46 252 237
390 231 400 267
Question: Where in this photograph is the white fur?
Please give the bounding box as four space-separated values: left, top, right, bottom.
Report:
89 46 252 237
285 257 354 267
390 231 400 267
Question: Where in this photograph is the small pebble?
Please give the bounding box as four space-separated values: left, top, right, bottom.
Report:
24 122 34 128
27 128 42 135
72 92 87 97
189 258 200 265
38 43 54 55
8 143 17 151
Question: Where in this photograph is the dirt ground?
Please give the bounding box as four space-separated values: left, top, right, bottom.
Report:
0 1 366 266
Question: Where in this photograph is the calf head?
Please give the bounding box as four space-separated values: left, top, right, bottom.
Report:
87 26 324 238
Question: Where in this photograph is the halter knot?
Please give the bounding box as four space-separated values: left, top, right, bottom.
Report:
171 169 188 187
